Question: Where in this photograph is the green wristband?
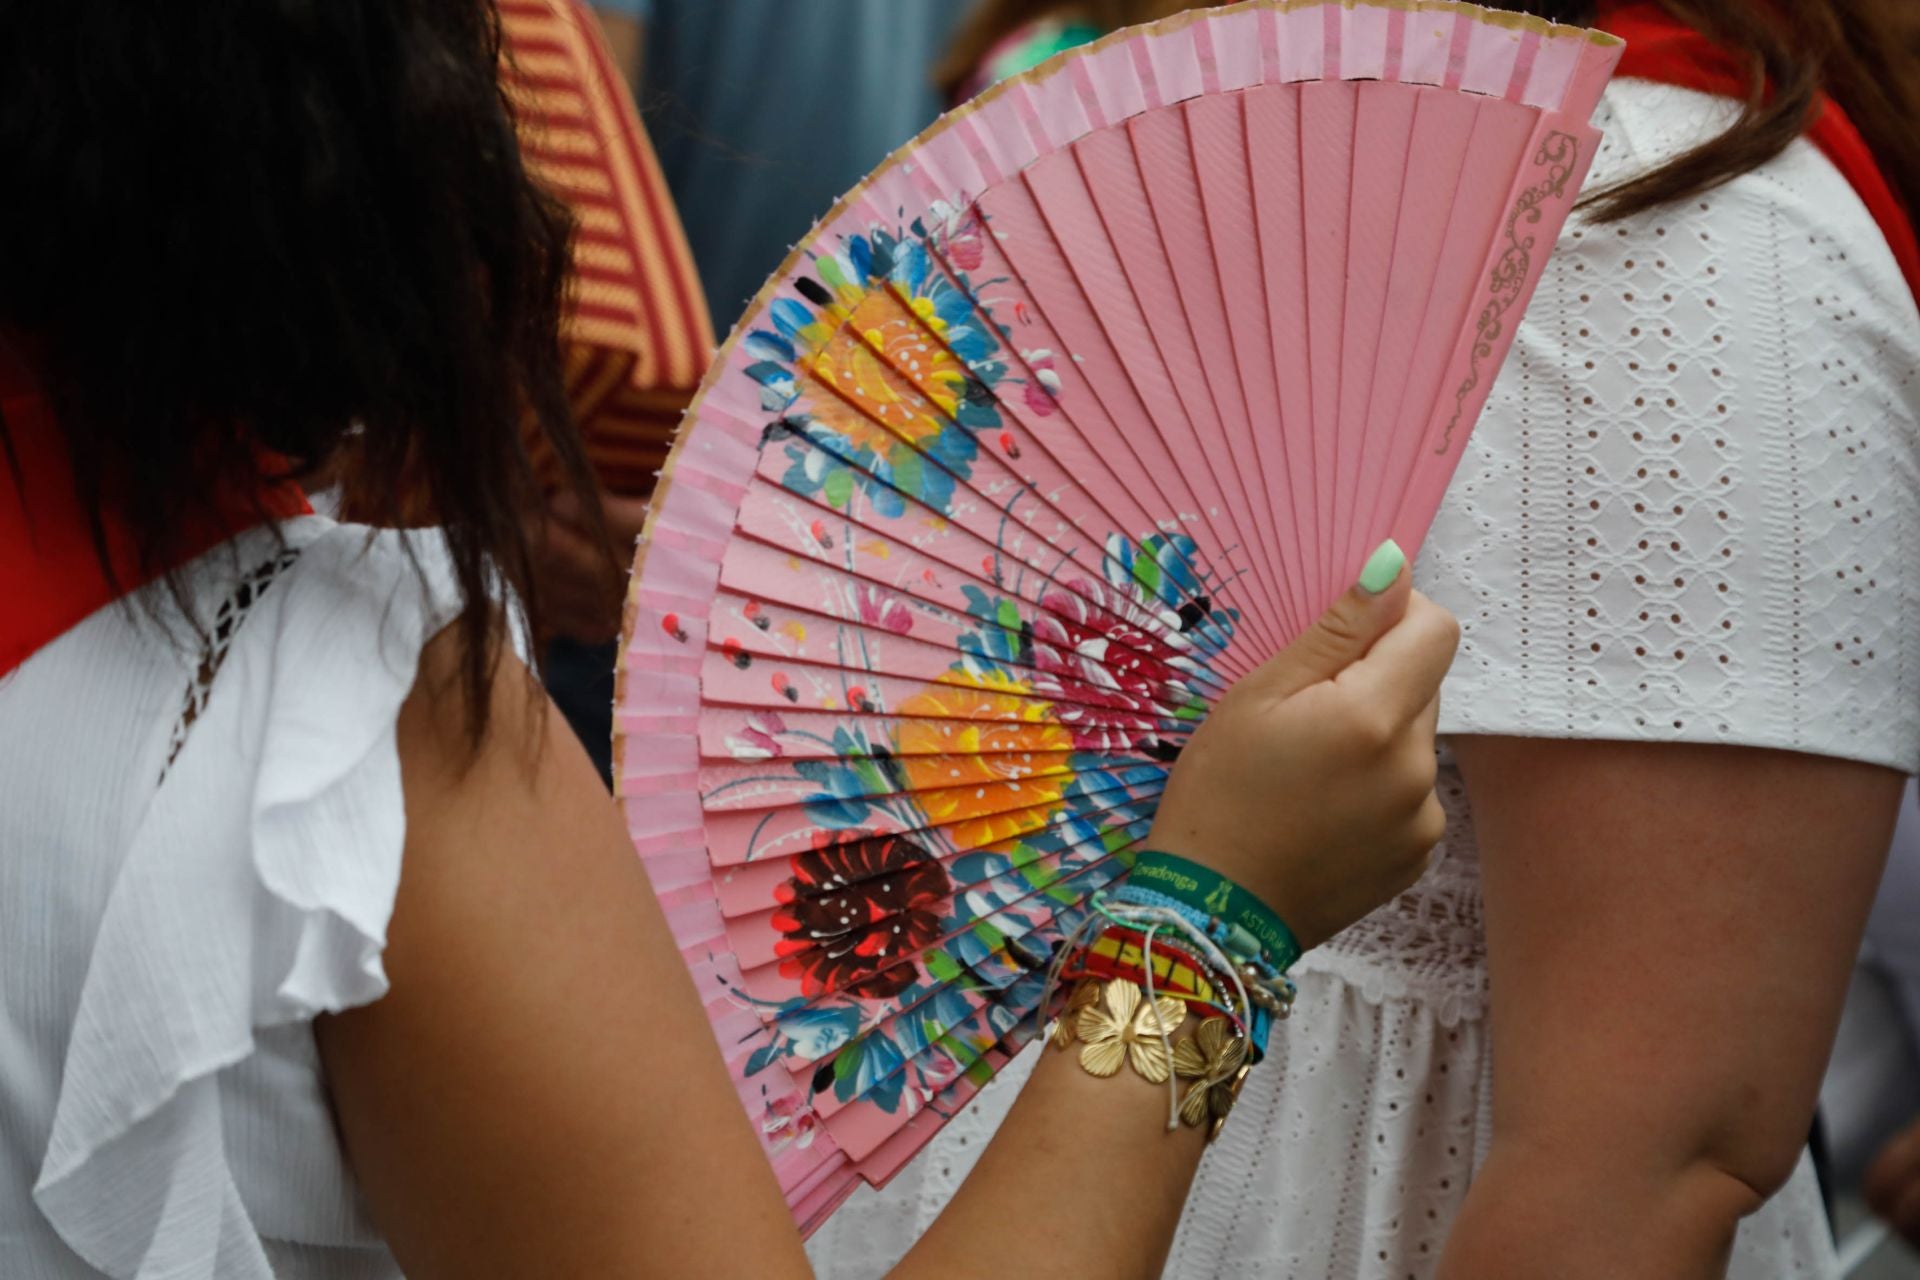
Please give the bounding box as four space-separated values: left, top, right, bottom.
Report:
1129 850 1303 973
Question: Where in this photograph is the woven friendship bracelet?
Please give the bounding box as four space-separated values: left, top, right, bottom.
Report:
1128 850 1304 974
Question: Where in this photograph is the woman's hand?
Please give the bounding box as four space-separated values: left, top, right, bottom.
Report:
1149 541 1458 949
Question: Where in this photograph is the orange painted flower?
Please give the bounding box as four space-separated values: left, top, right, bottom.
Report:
797 290 962 456
892 668 1076 848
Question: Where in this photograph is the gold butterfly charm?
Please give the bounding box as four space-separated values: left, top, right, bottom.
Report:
1075 978 1186 1084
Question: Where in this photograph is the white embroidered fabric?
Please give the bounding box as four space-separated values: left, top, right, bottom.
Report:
807 79 1920 1280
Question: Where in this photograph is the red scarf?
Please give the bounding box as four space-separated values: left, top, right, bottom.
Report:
1598 1 1920 305
0 340 312 679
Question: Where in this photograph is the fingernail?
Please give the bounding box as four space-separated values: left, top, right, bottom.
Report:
1357 539 1406 595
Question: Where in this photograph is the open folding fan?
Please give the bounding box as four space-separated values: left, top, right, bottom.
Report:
616 0 1621 1234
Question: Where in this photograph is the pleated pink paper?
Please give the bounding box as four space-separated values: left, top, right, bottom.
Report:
616 0 1621 1235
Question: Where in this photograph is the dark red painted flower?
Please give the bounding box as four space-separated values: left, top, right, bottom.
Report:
772 833 952 999
1028 579 1193 750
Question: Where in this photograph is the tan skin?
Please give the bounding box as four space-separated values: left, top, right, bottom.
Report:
1867 1118 1920 1246
1435 738 1901 1279
316 565 1458 1277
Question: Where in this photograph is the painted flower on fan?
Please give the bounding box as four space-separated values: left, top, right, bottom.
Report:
1026 577 1195 752
891 667 1076 847
772 832 953 999
1075 977 1186 1083
764 1002 863 1063
1019 349 1062 418
855 582 914 636
1104 531 1238 660
724 710 787 761
760 1094 820 1153
741 225 1008 520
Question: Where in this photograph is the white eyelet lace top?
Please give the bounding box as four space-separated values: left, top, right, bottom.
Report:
806 80 1920 1280
1 520 457 1279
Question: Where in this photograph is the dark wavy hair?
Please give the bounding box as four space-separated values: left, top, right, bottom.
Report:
0 0 601 739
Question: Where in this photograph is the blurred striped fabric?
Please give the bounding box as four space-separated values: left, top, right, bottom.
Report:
499 0 714 497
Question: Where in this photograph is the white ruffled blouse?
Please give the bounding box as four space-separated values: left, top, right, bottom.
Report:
1 520 454 1279
807 80 1920 1280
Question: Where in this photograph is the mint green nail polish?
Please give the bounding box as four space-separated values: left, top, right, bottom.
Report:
1358 539 1406 595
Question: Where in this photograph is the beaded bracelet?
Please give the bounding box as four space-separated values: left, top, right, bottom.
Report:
1108 883 1297 1026
1040 891 1268 1137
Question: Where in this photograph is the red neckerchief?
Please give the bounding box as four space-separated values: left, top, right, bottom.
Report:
1598 1 1920 305
0 340 313 678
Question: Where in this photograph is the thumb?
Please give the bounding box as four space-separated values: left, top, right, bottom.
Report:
1259 540 1411 698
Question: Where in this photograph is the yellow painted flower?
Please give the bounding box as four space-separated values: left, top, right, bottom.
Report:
797 290 958 454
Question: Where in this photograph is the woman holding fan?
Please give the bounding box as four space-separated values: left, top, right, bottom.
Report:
812 2 1920 1277
0 3 1456 1277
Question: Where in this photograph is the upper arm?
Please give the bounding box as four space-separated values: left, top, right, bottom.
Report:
315 631 808 1279
1454 735 1900 1178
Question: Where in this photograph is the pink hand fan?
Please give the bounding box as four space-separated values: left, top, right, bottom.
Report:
616 0 1621 1234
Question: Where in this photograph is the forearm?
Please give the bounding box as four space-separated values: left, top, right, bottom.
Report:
893 1023 1210 1280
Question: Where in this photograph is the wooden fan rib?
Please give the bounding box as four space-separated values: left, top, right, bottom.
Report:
703 769 1164 871
699 749 1080 817
916 218 1264 667
710 791 1151 920
1071 123 1296 641
1184 91 1314 631
1298 79 1358 601
695 656 1191 763
698 767 1152 875
706 585 1218 732
731 452 1241 701
1244 82 1328 615
694 709 1173 773
1012 153 1290 651
1342 88 1480 577
700 759 1164 868
1126 103 1304 639
1328 82 1419 588
980 173 1287 659
1373 97 1538 543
